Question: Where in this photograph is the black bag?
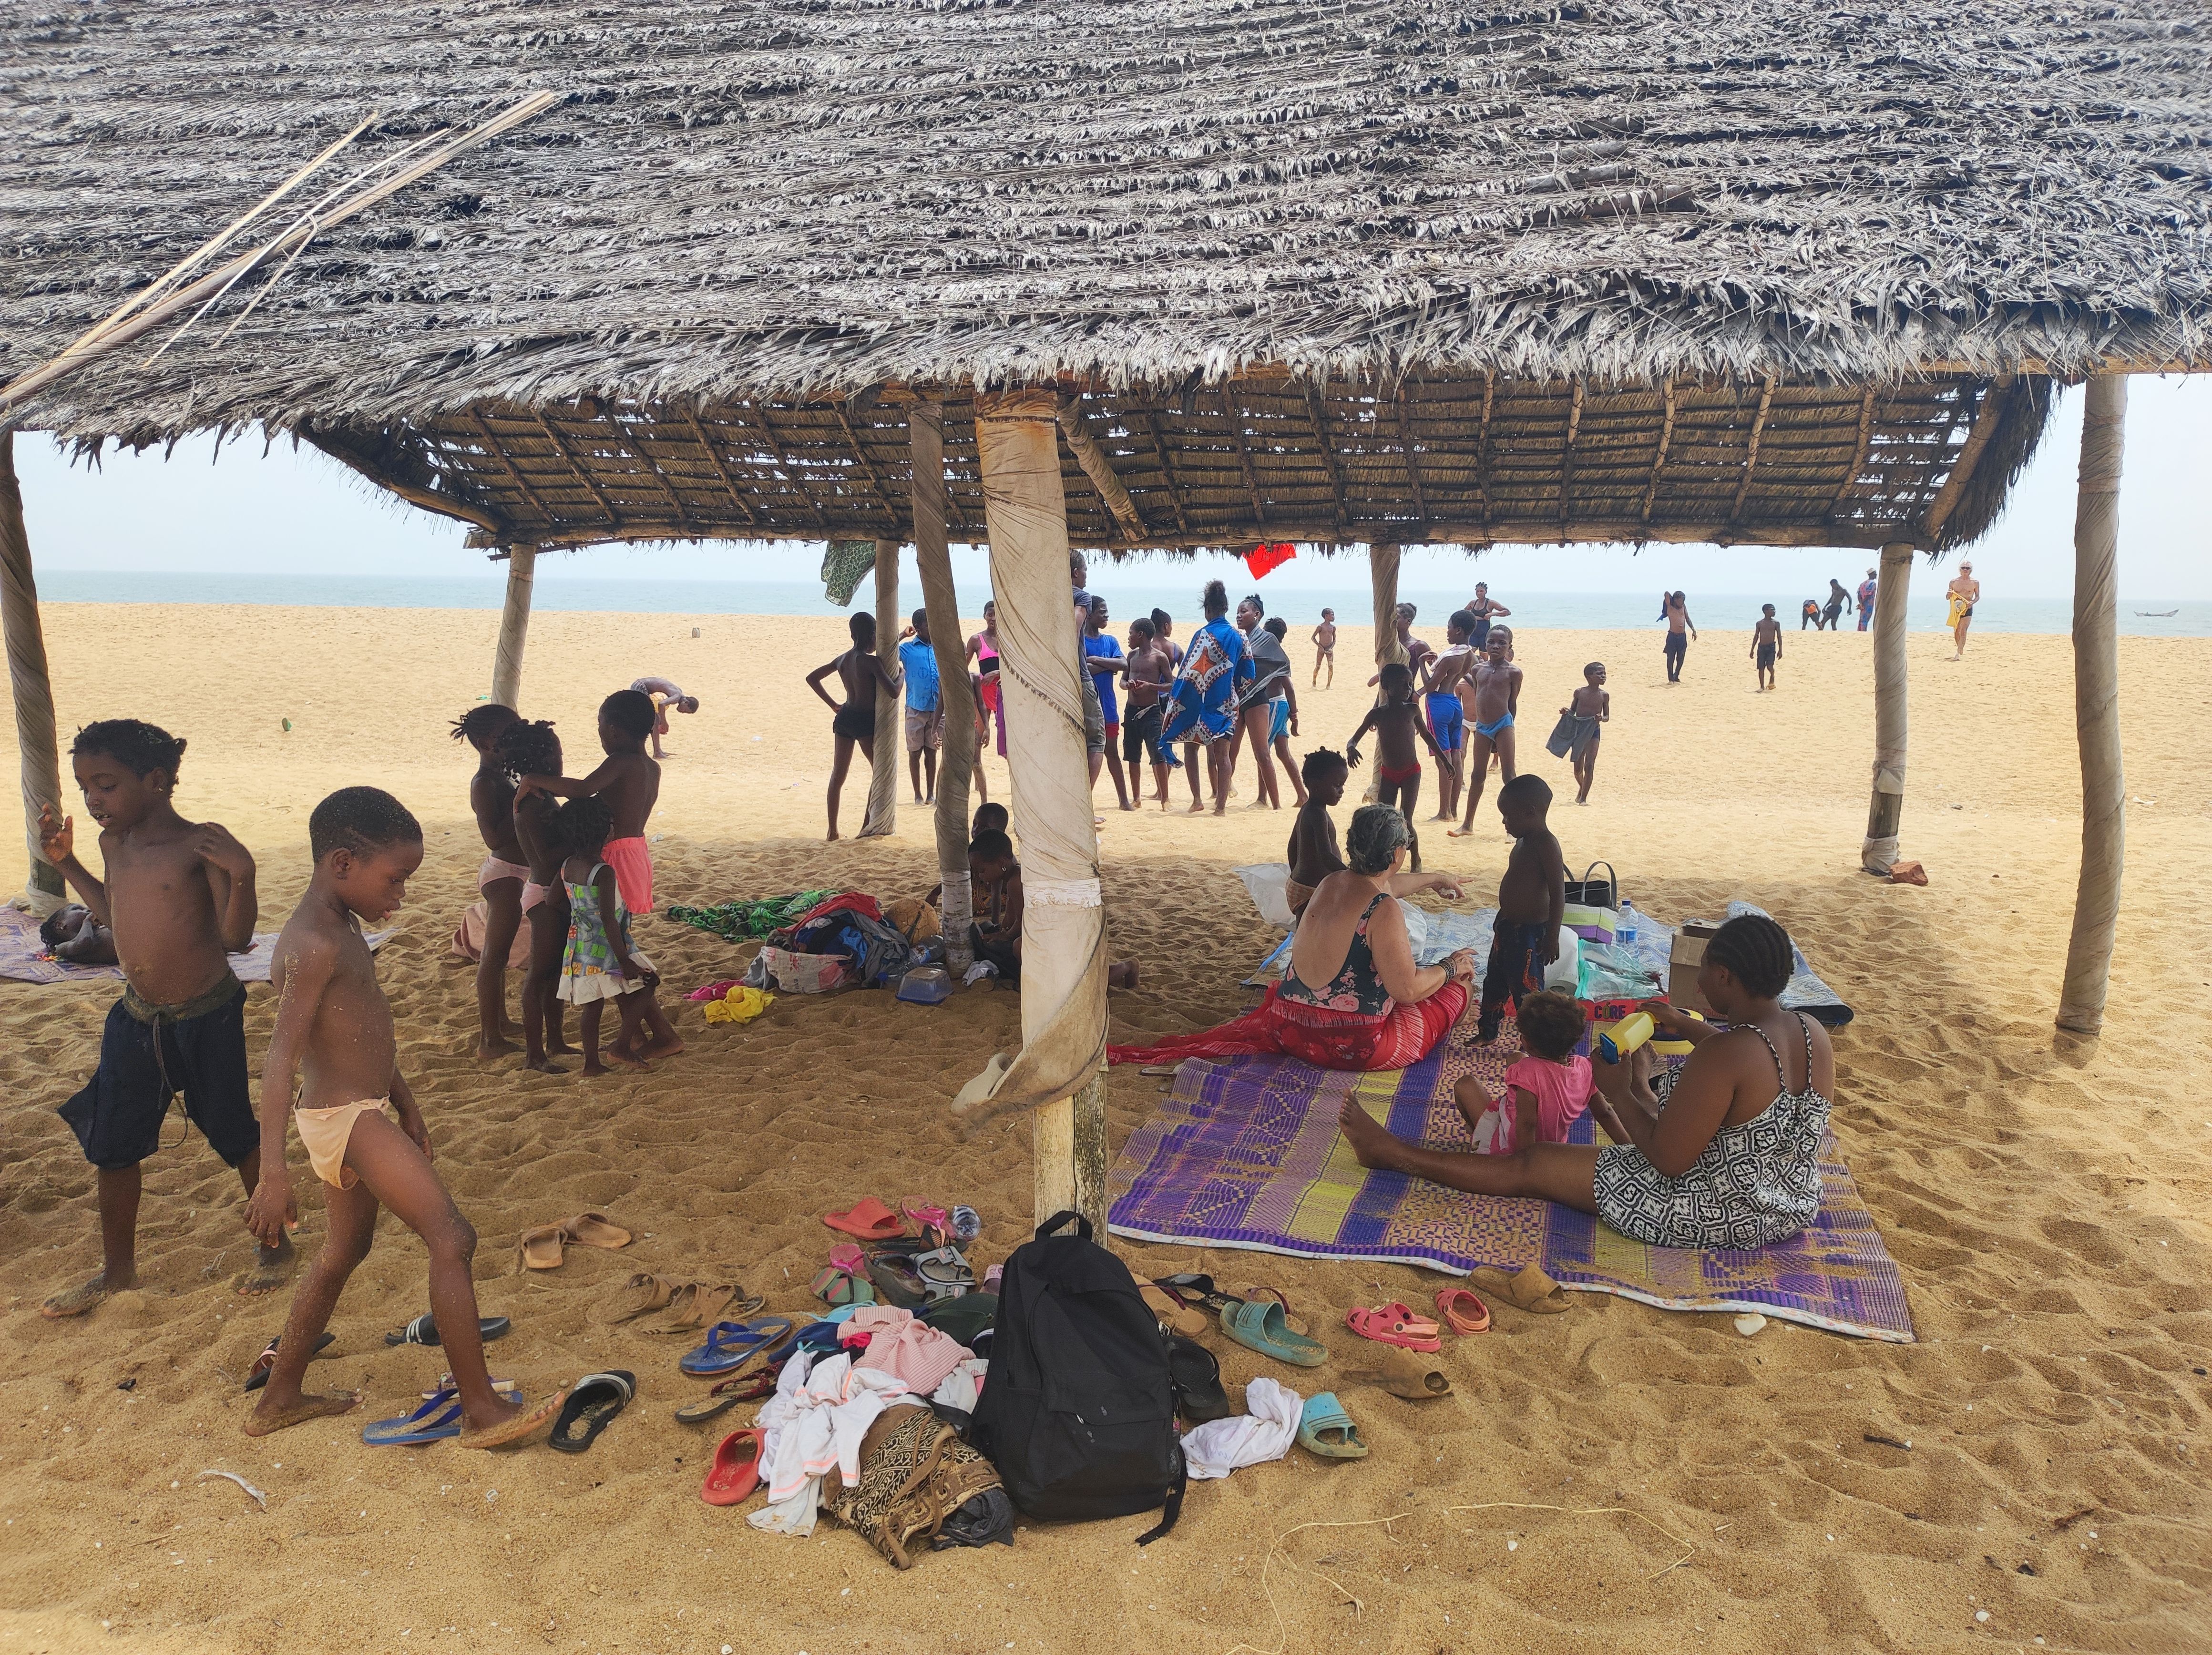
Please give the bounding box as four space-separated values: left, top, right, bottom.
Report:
967 1211 1184 1544
1564 860 1618 908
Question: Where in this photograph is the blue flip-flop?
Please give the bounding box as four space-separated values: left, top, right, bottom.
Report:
792 1318 848 1357
1297 1392 1369 1460
1220 1298 1329 1368
362 1386 467 1446
679 1318 795 1378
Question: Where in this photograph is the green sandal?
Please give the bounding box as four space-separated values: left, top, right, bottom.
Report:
1220 1298 1328 1367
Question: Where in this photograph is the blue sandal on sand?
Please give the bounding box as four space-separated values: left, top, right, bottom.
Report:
1297 1392 1369 1460
679 1318 795 1378
1220 1298 1329 1368
363 1386 471 1446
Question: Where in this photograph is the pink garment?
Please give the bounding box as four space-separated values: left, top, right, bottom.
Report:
853 1311 971 1396
478 854 531 893
603 835 653 915
1476 1053 1596 1155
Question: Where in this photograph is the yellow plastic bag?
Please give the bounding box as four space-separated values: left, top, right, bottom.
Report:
703 985 775 1025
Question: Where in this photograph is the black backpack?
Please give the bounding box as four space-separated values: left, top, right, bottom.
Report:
968 1211 1184 1544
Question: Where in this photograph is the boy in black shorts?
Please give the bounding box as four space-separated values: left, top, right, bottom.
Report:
36 719 291 1316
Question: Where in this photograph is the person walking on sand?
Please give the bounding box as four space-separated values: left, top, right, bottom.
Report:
1311 608 1337 686
804 612 899 840
895 608 944 805
1946 561 1981 660
1449 628 1522 838
629 676 698 759
1548 663 1608 804
1856 567 1879 632
451 703 524 1062
36 719 292 1316
244 786 563 1449
1823 579 1851 632
1660 591 1696 682
1751 605 1783 691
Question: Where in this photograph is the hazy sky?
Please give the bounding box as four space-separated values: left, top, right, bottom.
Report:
14 375 2207 598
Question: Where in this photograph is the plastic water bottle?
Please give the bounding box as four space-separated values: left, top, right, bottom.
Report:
1616 900 1639 952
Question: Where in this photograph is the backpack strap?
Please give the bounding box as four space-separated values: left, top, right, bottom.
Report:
1135 1439 1187 1547
1035 1209 1092 1243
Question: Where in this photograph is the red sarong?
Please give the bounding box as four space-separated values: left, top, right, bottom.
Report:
1108 981 1468 1072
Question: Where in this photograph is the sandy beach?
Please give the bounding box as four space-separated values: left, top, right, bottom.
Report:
1 601 2207 1655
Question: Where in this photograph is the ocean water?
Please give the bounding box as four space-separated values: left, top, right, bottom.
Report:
30 570 2212 638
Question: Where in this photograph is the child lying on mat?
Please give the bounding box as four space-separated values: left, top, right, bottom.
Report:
39 902 117 965
1455 991 1596 1154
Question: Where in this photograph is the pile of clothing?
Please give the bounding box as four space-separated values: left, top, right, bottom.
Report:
738 893 926 994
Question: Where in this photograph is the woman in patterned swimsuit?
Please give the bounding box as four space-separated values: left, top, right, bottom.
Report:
1338 914 1834 1248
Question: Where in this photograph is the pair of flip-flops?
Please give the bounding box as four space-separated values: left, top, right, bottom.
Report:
1346 1301 1444 1353
1298 1392 1369 1459
602 1274 764 1334
362 1382 567 1449
518 1211 632 1271
674 1360 786 1424
679 1318 795 1378
1152 1274 1329 1366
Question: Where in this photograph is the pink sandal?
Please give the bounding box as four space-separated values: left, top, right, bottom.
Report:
1345 1302 1444 1353
1435 1287 1493 1336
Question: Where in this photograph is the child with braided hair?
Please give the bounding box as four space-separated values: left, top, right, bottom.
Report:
451 704 525 1060
1339 914 1835 1250
496 718 576 1074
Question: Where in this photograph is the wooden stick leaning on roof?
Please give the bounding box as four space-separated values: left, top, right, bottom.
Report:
0 92 559 413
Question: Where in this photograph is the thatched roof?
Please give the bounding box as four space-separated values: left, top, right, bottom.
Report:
2 0 2201 552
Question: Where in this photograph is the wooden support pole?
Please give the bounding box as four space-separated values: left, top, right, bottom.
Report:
974 388 1108 1231
490 544 537 710
2057 375 2128 1035
1860 542 1914 873
911 400 976 972
858 538 901 838
0 433 65 909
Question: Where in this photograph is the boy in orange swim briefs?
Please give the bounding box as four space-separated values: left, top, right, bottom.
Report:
245 787 561 1447
514 689 662 916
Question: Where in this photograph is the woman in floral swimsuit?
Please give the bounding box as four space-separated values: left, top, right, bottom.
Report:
1338 913 1834 1249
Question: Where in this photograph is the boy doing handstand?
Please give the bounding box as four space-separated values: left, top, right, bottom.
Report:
38 719 290 1316
245 787 562 1446
1345 662 1453 871
1475 774 1566 1044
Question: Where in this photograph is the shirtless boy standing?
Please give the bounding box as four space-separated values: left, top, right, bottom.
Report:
1549 663 1610 804
1476 774 1566 1045
1420 610 1479 823
37 719 289 1316
805 612 901 840
1347 662 1454 871
1310 609 1337 686
244 787 562 1447
1285 749 1350 916
452 704 524 1061
1122 616 1176 808
1450 628 1523 837
1751 604 1783 691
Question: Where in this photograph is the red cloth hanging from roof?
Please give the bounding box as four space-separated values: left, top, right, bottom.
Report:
1243 541 1297 581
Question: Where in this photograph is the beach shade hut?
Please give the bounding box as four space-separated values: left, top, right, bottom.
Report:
4 2 2205 1211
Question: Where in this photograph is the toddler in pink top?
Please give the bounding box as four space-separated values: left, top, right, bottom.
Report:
1455 990 1595 1154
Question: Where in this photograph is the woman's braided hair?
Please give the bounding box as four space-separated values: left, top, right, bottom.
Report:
1344 805 1410 876
1703 914 1793 999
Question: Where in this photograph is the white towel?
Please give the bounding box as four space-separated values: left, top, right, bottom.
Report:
748 1350 911 1534
1181 1375 1303 1481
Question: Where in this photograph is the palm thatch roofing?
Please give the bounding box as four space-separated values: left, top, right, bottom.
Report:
4 0 2206 556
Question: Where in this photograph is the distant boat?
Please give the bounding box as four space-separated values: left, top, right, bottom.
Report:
2134 609 2179 617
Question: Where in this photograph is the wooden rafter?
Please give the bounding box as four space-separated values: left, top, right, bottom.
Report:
304 423 508 536
1559 379 1585 541
1219 388 1267 526
467 409 554 523
1301 385 1348 534
832 402 899 530
1142 408 1191 537
1640 375 1677 524
1921 376 2017 544
531 412 622 527
1727 377 1777 529
1055 397 1147 543
1826 387 1879 522
681 408 759 528
733 403 828 530
1394 386 1430 531
1475 372 1496 541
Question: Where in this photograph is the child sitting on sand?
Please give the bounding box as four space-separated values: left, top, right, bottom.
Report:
37 718 291 1317
39 902 116 964
1285 748 1349 916
1454 990 1595 1153
498 717 575 1074
1476 774 1566 1045
514 689 663 917
244 787 561 1448
967 829 1139 990
1346 662 1454 871
452 703 525 1061
972 801 1009 839
555 795 679 1074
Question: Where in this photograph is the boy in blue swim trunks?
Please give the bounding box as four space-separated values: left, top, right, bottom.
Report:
1421 610 1478 822
1450 627 1523 837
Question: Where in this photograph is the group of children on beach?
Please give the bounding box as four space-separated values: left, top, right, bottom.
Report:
36 717 565 1448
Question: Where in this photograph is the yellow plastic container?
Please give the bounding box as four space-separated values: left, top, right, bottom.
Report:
1596 1012 1655 1063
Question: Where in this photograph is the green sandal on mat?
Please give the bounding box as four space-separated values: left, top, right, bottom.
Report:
1220 1298 1329 1367
1298 1392 1369 1460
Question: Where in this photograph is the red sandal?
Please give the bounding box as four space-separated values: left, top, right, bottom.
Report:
1435 1287 1493 1336
1345 1302 1444 1352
